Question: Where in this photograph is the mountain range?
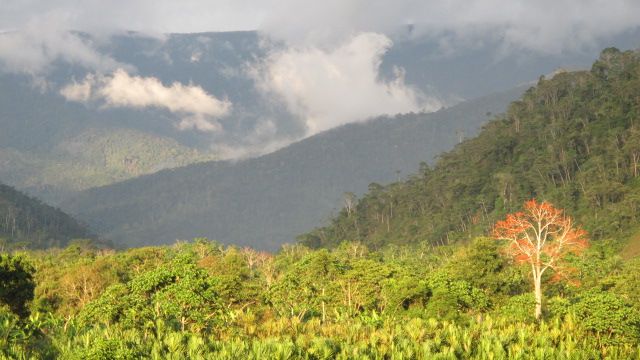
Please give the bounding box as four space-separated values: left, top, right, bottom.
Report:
62 87 523 249
1 31 638 203
1 30 639 249
0 183 92 248
299 48 640 250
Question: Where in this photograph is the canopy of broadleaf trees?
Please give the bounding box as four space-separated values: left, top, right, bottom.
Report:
0 184 94 248
298 47 640 250
0 48 639 358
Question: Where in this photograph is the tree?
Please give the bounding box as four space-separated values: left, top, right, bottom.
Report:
0 255 35 317
448 237 527 298
267 250 341 321
59 260 118 309
492 199 588 320
81 254 221 332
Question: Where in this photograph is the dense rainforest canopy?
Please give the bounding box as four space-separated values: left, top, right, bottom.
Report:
299 48 640 250
0 184 94 249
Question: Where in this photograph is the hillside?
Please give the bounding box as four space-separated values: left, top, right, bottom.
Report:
0 183 93 248
61 87 523 249
0 32 271 202
299 48 640 249
0 128 216 203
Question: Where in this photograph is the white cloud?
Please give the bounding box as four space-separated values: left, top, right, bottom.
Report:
2 1 639 59
60 69 231 132
259 0 640 54
0 12 126 74
4 0 640 155
176 115 222 132
60 74 94 102
0 1 638 78
210 119 297 160
252 33 441 135
99 69 230 116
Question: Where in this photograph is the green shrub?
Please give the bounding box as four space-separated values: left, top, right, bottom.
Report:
571 290 640 345
496 293 536 322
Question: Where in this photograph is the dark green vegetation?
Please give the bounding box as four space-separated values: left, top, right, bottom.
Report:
0 139 215 211
0 237 638 358
63 88 522 250
0 128 215 203
301 48 640 250
0 183 93 249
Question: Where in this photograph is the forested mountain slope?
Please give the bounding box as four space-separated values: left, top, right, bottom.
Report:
299 48 640 249
62 87 523 249
0 183 93 248
0 127 215 204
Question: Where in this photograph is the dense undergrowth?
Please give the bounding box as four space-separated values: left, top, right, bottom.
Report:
0 236 639 359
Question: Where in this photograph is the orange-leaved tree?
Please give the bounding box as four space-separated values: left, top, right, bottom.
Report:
492 199 588 320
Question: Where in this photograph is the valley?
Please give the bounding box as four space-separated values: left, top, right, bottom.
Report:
0 4 639 357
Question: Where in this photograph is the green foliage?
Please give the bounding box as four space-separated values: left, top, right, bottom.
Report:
497 293 537 322
81 253 222 332
425 270 490 320
0 183 94 249
0 236 636 358
73 338 144 360
446 237 527 299
16 311 640 359
0 254 35 317
301 48 640 250
571 290 640 345
605 256 640 304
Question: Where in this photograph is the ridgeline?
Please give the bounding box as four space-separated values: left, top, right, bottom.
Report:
0 183 93 248
299 48 640 249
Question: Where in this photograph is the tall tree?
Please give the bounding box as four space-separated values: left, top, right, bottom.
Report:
492 199 588 319
0 255 35 317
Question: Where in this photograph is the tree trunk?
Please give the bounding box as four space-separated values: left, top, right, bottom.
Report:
321 288 326 323
533 272 542 320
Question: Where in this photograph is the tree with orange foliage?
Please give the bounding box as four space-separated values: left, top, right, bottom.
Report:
492 199 588 320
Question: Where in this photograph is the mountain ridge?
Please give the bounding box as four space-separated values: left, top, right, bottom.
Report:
2 30 637 203
298 48 640 249
0 183 94 248
62 86 525 249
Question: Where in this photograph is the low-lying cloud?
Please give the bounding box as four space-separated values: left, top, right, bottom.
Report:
61 69 231 131
259 0 640 53
0 12 125 75
252 32 441 136
4 1 639 55
4 0 640 158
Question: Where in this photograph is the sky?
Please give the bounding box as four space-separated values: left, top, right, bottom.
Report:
3 0 639 51
1 0 640 156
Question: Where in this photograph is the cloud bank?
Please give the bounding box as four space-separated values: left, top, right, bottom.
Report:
60 69 231 131
3 0 639 54
3 0 640 156
0 12 125 75
252 33 440 136
259 0 640 53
